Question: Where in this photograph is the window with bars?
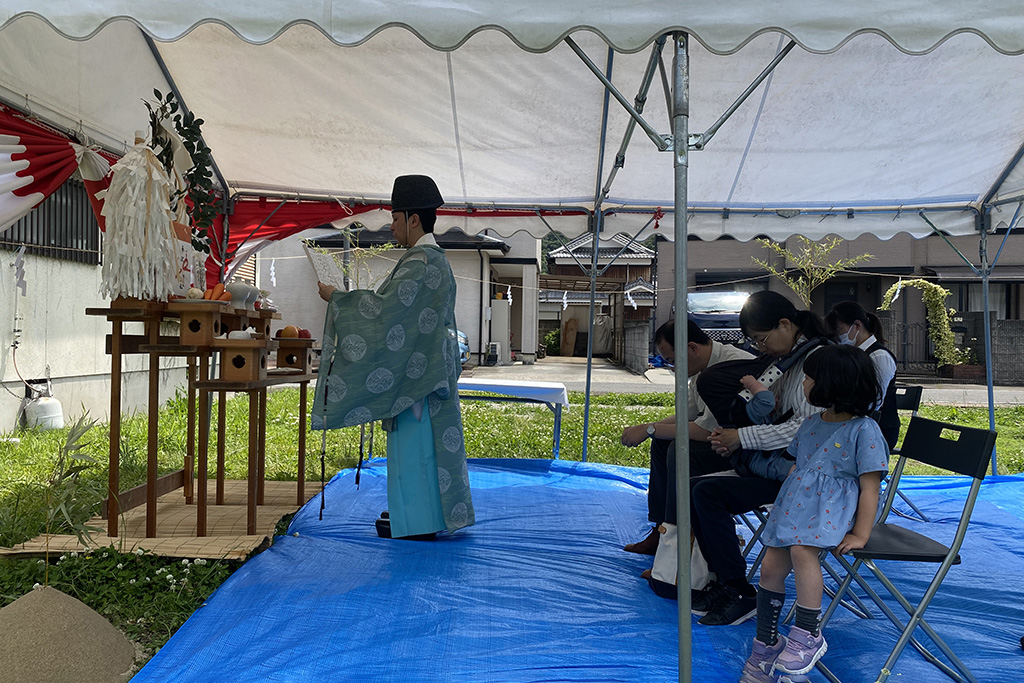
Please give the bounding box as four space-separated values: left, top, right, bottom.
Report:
0 178 101 265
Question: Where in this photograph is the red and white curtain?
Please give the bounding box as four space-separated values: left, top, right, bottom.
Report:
0 105 82 232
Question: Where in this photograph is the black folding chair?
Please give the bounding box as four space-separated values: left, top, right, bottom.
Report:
889 384 930 522
816 416 997 683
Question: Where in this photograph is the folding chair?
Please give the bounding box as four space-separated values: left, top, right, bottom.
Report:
889 384 930 522
816 416 997 683
742 507 873 621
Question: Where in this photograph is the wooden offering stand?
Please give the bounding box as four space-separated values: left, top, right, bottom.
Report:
88 297 311 539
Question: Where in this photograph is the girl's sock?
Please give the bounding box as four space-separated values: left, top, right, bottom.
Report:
794 603 822 636
755 586 786 645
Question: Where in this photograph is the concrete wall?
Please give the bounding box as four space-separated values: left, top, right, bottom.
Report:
0 255 186 430
624 320 650 375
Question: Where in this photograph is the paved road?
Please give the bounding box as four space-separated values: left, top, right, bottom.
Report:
467 356 1024 407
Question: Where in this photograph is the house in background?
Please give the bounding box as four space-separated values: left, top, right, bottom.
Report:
255 224 542 366
539 233 655 373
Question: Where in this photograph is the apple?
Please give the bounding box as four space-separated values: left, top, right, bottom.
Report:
298 328 312 339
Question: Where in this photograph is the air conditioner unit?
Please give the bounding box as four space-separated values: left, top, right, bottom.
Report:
485 342 500 366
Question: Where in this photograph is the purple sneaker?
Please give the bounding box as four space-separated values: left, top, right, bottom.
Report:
774 626 827 675
738 636 787 683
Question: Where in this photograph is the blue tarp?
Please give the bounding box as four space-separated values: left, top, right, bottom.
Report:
133 460 1024 682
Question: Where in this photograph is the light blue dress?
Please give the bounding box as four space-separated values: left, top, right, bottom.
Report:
763 414 889 549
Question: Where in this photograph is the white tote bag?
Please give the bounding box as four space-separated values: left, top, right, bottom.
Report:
649 523 713 594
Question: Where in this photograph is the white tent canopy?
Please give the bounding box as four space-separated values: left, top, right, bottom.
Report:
7 1 1024 54
4 4 1022 680
1 4 1023 242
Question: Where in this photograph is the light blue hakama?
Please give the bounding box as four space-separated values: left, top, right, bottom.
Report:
386 403 446 537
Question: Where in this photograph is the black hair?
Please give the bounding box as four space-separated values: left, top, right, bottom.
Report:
653 319 712 349
407 208 437 233
802 344 880 416
654 320 674 348
687 319 711 345
826 301 887 345
738 290 831 342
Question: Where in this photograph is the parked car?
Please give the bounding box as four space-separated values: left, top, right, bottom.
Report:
687 291 750 344
458 329 470 365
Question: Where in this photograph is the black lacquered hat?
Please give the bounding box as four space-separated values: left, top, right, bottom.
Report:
391 175 444 211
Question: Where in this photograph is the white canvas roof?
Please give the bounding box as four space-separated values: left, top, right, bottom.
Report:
1 2 1023 244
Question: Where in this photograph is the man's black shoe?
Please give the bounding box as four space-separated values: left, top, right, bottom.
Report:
690 580 727 617
375 517 437 541
697 585 756 625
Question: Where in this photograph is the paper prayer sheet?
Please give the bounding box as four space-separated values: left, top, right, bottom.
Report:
303 242 347 291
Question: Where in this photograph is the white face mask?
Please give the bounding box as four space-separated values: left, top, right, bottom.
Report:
840 324 859 346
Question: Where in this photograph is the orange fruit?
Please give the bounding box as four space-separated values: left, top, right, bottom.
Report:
280 325 300 338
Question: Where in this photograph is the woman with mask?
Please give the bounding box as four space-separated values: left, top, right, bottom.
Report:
825 301 899 450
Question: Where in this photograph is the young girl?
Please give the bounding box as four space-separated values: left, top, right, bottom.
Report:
739 344 890 683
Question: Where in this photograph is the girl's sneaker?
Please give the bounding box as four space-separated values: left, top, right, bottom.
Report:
738 636 787 683
774 626 827 675
777 675 811 683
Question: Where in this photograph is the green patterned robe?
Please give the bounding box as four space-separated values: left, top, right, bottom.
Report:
312 242 475 533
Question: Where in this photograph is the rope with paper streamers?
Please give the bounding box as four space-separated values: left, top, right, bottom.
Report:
99 142 180 300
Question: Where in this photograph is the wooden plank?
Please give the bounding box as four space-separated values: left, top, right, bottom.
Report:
195 371 315 391
146 320 159 537
100 469 185 519
138 343 205 356
105 334 180 355
108 322 122 536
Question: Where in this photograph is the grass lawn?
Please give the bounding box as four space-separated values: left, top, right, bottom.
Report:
1 388 1021 663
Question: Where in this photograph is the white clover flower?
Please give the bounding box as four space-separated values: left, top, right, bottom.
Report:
134 548 145 556
70 552 78 558
181 559 190 566
59 554 67 561
195 558 207 566
32 583 41 589
37 559 44 565
165 574 174 581
156 568 165 574
183 567 190 574
145 577 151 582
129 579 136 584
102 552 108 558
116 563 124 569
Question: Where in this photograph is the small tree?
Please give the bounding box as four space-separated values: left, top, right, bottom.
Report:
44 413 100 584
752 236 874 307
879 279 971 366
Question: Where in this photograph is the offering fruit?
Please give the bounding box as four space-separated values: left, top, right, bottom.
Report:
186 287 205 299
298 328 312 339
279 325 300 338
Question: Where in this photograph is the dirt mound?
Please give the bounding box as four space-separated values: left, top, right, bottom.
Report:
0 586 135 683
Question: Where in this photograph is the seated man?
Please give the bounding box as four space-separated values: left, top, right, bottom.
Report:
620 319 752 556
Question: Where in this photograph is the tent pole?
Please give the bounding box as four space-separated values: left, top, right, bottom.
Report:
581 47 615 463
979 213 998 474
671 31 693 683
600 36 667 201
565 36 670 152
691 40 796 150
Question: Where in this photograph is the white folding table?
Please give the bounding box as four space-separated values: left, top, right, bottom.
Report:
457 378 570 459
